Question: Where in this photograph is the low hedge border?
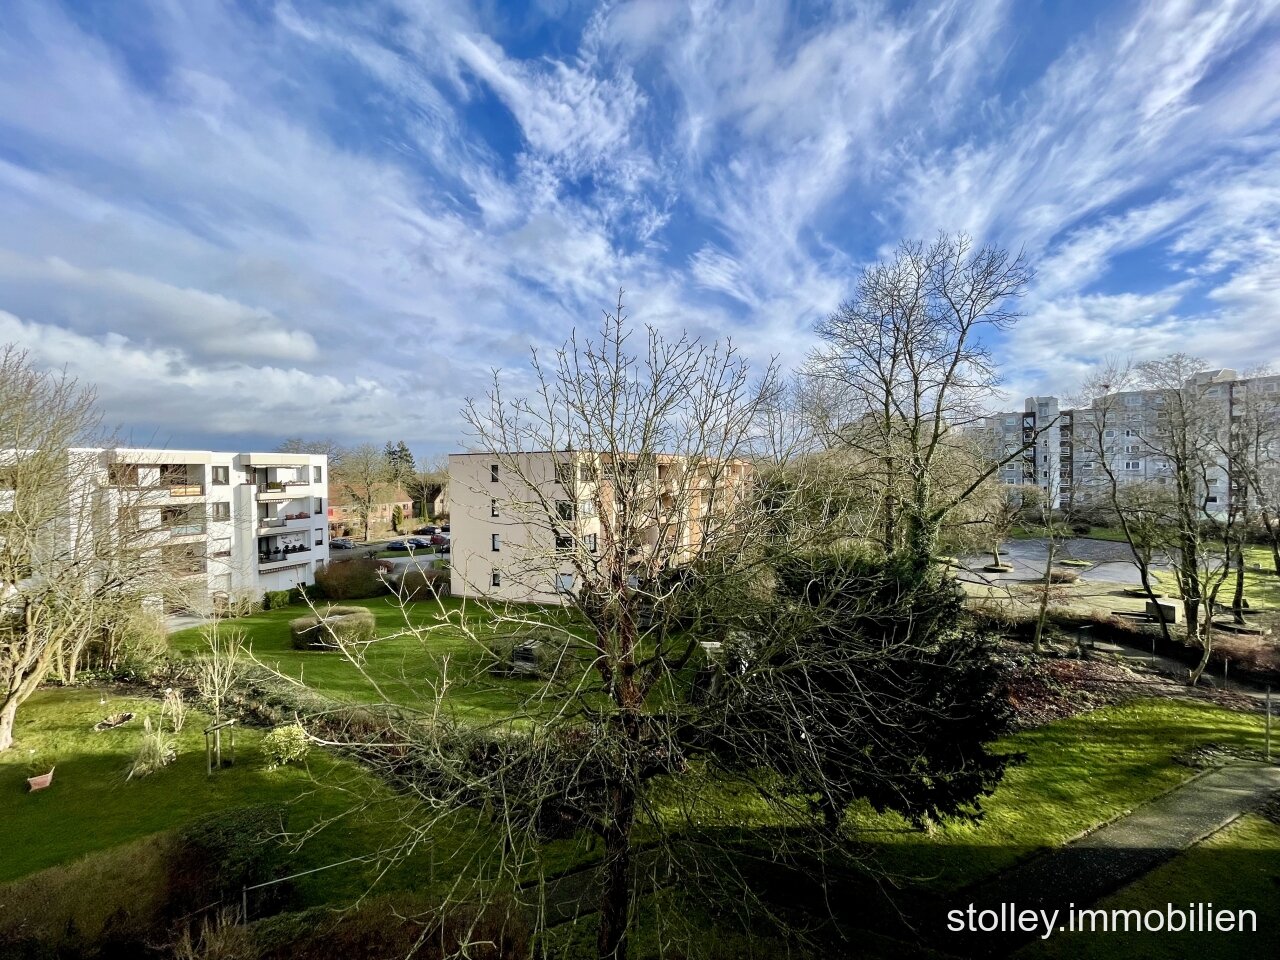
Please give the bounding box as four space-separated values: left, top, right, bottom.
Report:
289 606 376 651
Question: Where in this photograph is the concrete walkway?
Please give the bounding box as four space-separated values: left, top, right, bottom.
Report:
943 763 1280 955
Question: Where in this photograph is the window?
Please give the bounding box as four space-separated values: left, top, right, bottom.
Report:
1124 461 1141 471
212 466 229 486
1125 395 1141 406
490 464 499 483
1004 417 1016 426
490 498 499 518
555 531 574 551
555 463 574 487
1125 429 1137 437
491 570 501 587
313 466 322 482
313 498 323 515
556 573 575 593
584 533 597 552
1104 429 1116 439
210 502 230 521
1125 445 1140 454
211 537 231 558
1207 496 1219 504
491 533 500 552
556 500 576 522
314 528 324 546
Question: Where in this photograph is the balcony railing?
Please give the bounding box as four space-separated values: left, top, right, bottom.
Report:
168 522 206 538
258 547 311 567
165 483 205 498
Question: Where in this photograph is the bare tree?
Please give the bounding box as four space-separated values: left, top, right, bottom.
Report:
193 624 245 767
332 443 387 542
806 233 1042 567
276 437 347 468
0 347 165 750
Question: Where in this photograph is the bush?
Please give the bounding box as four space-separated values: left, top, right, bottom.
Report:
1045 568 1081 584
263 723 310 769
169 805 290 920
127 716 177 780
289 606 376 650
1070 523 1092 535
396 567 450 601
312 558 390 600
263 590 292 610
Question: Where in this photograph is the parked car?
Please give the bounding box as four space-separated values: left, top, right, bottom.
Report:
440 524 450 533
330 537 354 549
406 537 433 549
413 525 439 535
385 540 409 551
428 533 449 546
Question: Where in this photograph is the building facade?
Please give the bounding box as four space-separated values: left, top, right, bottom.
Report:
971 369 1280 514
448 451 752 603
37 448 329 611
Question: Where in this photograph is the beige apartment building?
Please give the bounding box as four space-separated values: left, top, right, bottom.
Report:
448 451 752 603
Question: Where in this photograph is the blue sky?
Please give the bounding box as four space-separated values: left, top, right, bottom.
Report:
1 0 1278 457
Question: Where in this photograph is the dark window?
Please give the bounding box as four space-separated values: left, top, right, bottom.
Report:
211 466 229 486
491 570 501 587
584 533 597 553
490 498 498 518
556 500 576 521
490 464 499 483
210 502 230 521
555 531 574 551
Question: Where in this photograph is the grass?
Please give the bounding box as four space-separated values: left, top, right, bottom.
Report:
844 698 1269 890
1019 812 1280 959
170 596 546 722
0 687 589 908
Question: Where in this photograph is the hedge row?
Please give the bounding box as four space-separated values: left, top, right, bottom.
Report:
289 606 376 650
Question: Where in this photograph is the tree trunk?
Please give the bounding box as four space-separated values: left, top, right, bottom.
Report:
0 696 18 752
1231 543 1246 625
1188 610 1213 686
1264 511 1280 577
992 541 1001 567
1032 538 1055 655
597 785 637 960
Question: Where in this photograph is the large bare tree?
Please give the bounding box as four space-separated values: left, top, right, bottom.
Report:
0 347 163 750
806 233 1041 567
332 443 388 542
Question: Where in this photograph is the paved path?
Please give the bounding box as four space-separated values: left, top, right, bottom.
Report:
940 763 1280 956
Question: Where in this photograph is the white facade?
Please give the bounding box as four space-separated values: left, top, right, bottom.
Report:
42 448 329 611
971 369 1280 515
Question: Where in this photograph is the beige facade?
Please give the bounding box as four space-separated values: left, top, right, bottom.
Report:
448 451 752 603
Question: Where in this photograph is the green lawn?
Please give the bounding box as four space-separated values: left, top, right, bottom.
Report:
1020 812 1280 959
170 596 552 722
846 698 1269 889
0 687 590 907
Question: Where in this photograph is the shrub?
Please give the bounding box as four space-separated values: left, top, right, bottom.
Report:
312 558 390 600
127 716 176 780
396 567 450 601
1045 568 1081 584
289 606 376 650
263 590 293 610
1070 523 1091 535
169 805 291 920
216 590 264 619
263 723 310 769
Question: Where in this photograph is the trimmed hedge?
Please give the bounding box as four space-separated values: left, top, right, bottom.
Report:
313 558 390 600
289 606 376 650
396 567 450 601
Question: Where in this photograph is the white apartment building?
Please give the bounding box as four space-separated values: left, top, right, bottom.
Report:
448 451 752 603
2 447 330 613
971 369 1280 514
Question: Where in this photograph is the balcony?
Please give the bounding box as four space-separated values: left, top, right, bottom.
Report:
256 511 313 534
258 546 311 571
164 558 207 578
166 522 207 540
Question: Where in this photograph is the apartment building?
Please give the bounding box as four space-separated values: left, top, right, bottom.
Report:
971 369 1280 514
1 447 329 613
448 451 752 603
